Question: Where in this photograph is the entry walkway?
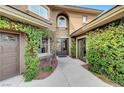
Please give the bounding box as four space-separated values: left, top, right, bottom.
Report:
0 57 111 87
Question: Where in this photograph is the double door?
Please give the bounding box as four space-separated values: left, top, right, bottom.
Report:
56 38 68 56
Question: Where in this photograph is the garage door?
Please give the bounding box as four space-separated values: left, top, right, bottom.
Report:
0 32 19 81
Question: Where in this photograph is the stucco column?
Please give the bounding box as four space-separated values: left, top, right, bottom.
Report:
76 37 78 58
20 33 26 74
48 38 50 55
69 37 72 56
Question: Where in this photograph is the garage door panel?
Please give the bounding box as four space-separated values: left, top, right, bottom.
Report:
1 59 19 80
0 55 2 80
3 46 17 53
0 46 2 53
3 57 17 66
2 73 18 81
0 69 2 81
3 53 17 58
2 64 18 75
3 51 17 55
2 67 18 75
0 52 2 62
0 32 19 81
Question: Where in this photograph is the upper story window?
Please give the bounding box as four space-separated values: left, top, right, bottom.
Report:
28 5 49 19
57 16 67 27
83 16 88 23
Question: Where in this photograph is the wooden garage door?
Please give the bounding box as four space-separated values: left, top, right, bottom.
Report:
0 32 19 81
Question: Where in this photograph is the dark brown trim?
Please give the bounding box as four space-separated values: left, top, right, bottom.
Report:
0 29 20 34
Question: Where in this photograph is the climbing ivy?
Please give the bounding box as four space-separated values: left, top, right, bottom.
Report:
0 16 54 81
71 38 76 58
86 18 124 86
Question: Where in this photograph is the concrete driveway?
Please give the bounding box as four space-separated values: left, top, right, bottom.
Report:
0 56 111 87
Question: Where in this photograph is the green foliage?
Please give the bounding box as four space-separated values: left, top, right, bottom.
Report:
22 27 43 82
86 18 124 86
24 57 40 81
42 66 54 73
71 38 76 58
42 29 55 41
0 16 54 82
0 16 10 29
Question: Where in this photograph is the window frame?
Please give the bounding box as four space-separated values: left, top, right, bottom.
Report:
83 16 88 23
28 5 49 20
39 37 48 54
57 16 67 27
38 35 51 57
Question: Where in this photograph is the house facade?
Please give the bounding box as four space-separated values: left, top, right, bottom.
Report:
1 5 124 81
48 5 102 57
0 5 102 81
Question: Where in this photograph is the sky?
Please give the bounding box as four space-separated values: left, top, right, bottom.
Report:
77 5 115 11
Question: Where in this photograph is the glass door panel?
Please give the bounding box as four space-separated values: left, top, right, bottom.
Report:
78 38 86 62
56 38 68 56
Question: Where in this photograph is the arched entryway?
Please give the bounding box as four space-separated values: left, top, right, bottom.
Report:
56 13 69 56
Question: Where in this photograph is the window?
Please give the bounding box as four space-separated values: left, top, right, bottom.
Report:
58 16 67 27
39 38 48 53
28 5 49 19
83 16 88 23
2 34 17 42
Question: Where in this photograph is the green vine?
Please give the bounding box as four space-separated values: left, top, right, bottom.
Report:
0 16 54 81
71 38 76 58
86 18 124 86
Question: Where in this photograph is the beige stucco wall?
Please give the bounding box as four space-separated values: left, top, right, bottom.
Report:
69 12 96 34
55 27 69 38
20 33 27 74
49 7 98 56
49 8 97 35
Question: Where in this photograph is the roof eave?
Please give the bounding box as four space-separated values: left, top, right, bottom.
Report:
71 5 124 37
49 5 103 15
0 5 51 29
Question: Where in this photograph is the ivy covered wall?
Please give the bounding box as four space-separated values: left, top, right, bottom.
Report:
71 38 76 58
86 18 124 86
0 16 54 81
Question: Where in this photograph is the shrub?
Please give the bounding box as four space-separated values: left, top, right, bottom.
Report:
86 18 124 86
71 38 76 58
24 57 40 81
42 66 54 72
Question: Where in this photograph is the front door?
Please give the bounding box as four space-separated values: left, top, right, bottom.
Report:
78 38 86 62
56 38 68 56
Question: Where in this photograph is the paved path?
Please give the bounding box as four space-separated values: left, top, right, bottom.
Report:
0 57 111 87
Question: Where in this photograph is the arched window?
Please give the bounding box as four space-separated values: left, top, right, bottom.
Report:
57 16 67 27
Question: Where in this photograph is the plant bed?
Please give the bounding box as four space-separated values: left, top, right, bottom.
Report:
36 56 58 80
82 64 121 87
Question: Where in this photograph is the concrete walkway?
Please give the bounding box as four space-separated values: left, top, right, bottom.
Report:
0 57 111 87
